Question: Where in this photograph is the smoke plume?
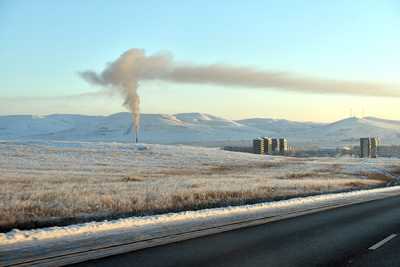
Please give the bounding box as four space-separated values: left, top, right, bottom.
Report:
80 48 399 136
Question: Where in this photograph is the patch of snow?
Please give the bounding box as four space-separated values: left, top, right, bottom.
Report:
134 143 148 151
1 185 400 246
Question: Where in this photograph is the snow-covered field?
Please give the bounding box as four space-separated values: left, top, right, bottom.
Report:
1 140 399 231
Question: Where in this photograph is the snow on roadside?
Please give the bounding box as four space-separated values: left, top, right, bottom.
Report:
2 185 400 247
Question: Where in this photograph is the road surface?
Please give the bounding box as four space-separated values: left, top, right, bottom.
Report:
70 195 400 267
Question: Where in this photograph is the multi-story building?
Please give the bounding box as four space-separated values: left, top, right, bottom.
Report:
370 137 378 158
271 138 280 154
279 138 288 155
360 137 379 158
253 138 264 154
263 137 272 155
253 136 289 156
360 138 370 158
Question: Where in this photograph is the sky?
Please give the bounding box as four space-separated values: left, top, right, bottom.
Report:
0 0 399 122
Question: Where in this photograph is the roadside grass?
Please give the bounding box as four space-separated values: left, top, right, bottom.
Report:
390 166 400 177
121 175 144 182
282 172 316 179
0 177 382 232
359 172 393 182
0 142 395 232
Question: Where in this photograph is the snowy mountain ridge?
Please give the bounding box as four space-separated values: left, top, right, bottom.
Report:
0 112 399 146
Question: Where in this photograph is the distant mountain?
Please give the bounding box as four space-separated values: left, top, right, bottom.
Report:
314 117 400 145
0 112 399 147
237 118 322 134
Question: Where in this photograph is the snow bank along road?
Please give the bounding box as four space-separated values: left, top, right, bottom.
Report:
2 186 400 267
70 191 400 267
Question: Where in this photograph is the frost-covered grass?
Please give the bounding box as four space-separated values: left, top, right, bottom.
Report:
0 141 399 231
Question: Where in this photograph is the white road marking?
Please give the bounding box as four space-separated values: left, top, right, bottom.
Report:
368 234 397 250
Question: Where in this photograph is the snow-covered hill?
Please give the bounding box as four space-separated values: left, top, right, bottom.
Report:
237 118 321 134
0 112 399 146
313 117 400 145
0 113 267 144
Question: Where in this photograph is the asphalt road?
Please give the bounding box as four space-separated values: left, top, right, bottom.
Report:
70 195 400 267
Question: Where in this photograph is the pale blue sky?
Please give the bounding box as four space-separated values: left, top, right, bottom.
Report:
1 0 399 121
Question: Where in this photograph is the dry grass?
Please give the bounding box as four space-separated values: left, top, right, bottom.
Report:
283 172 316 179
0 142 394 231
121 175 144 182
344 181 366 187
153 162 282 177
359 172 393 182
169 190 275 209
390 166 400 177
